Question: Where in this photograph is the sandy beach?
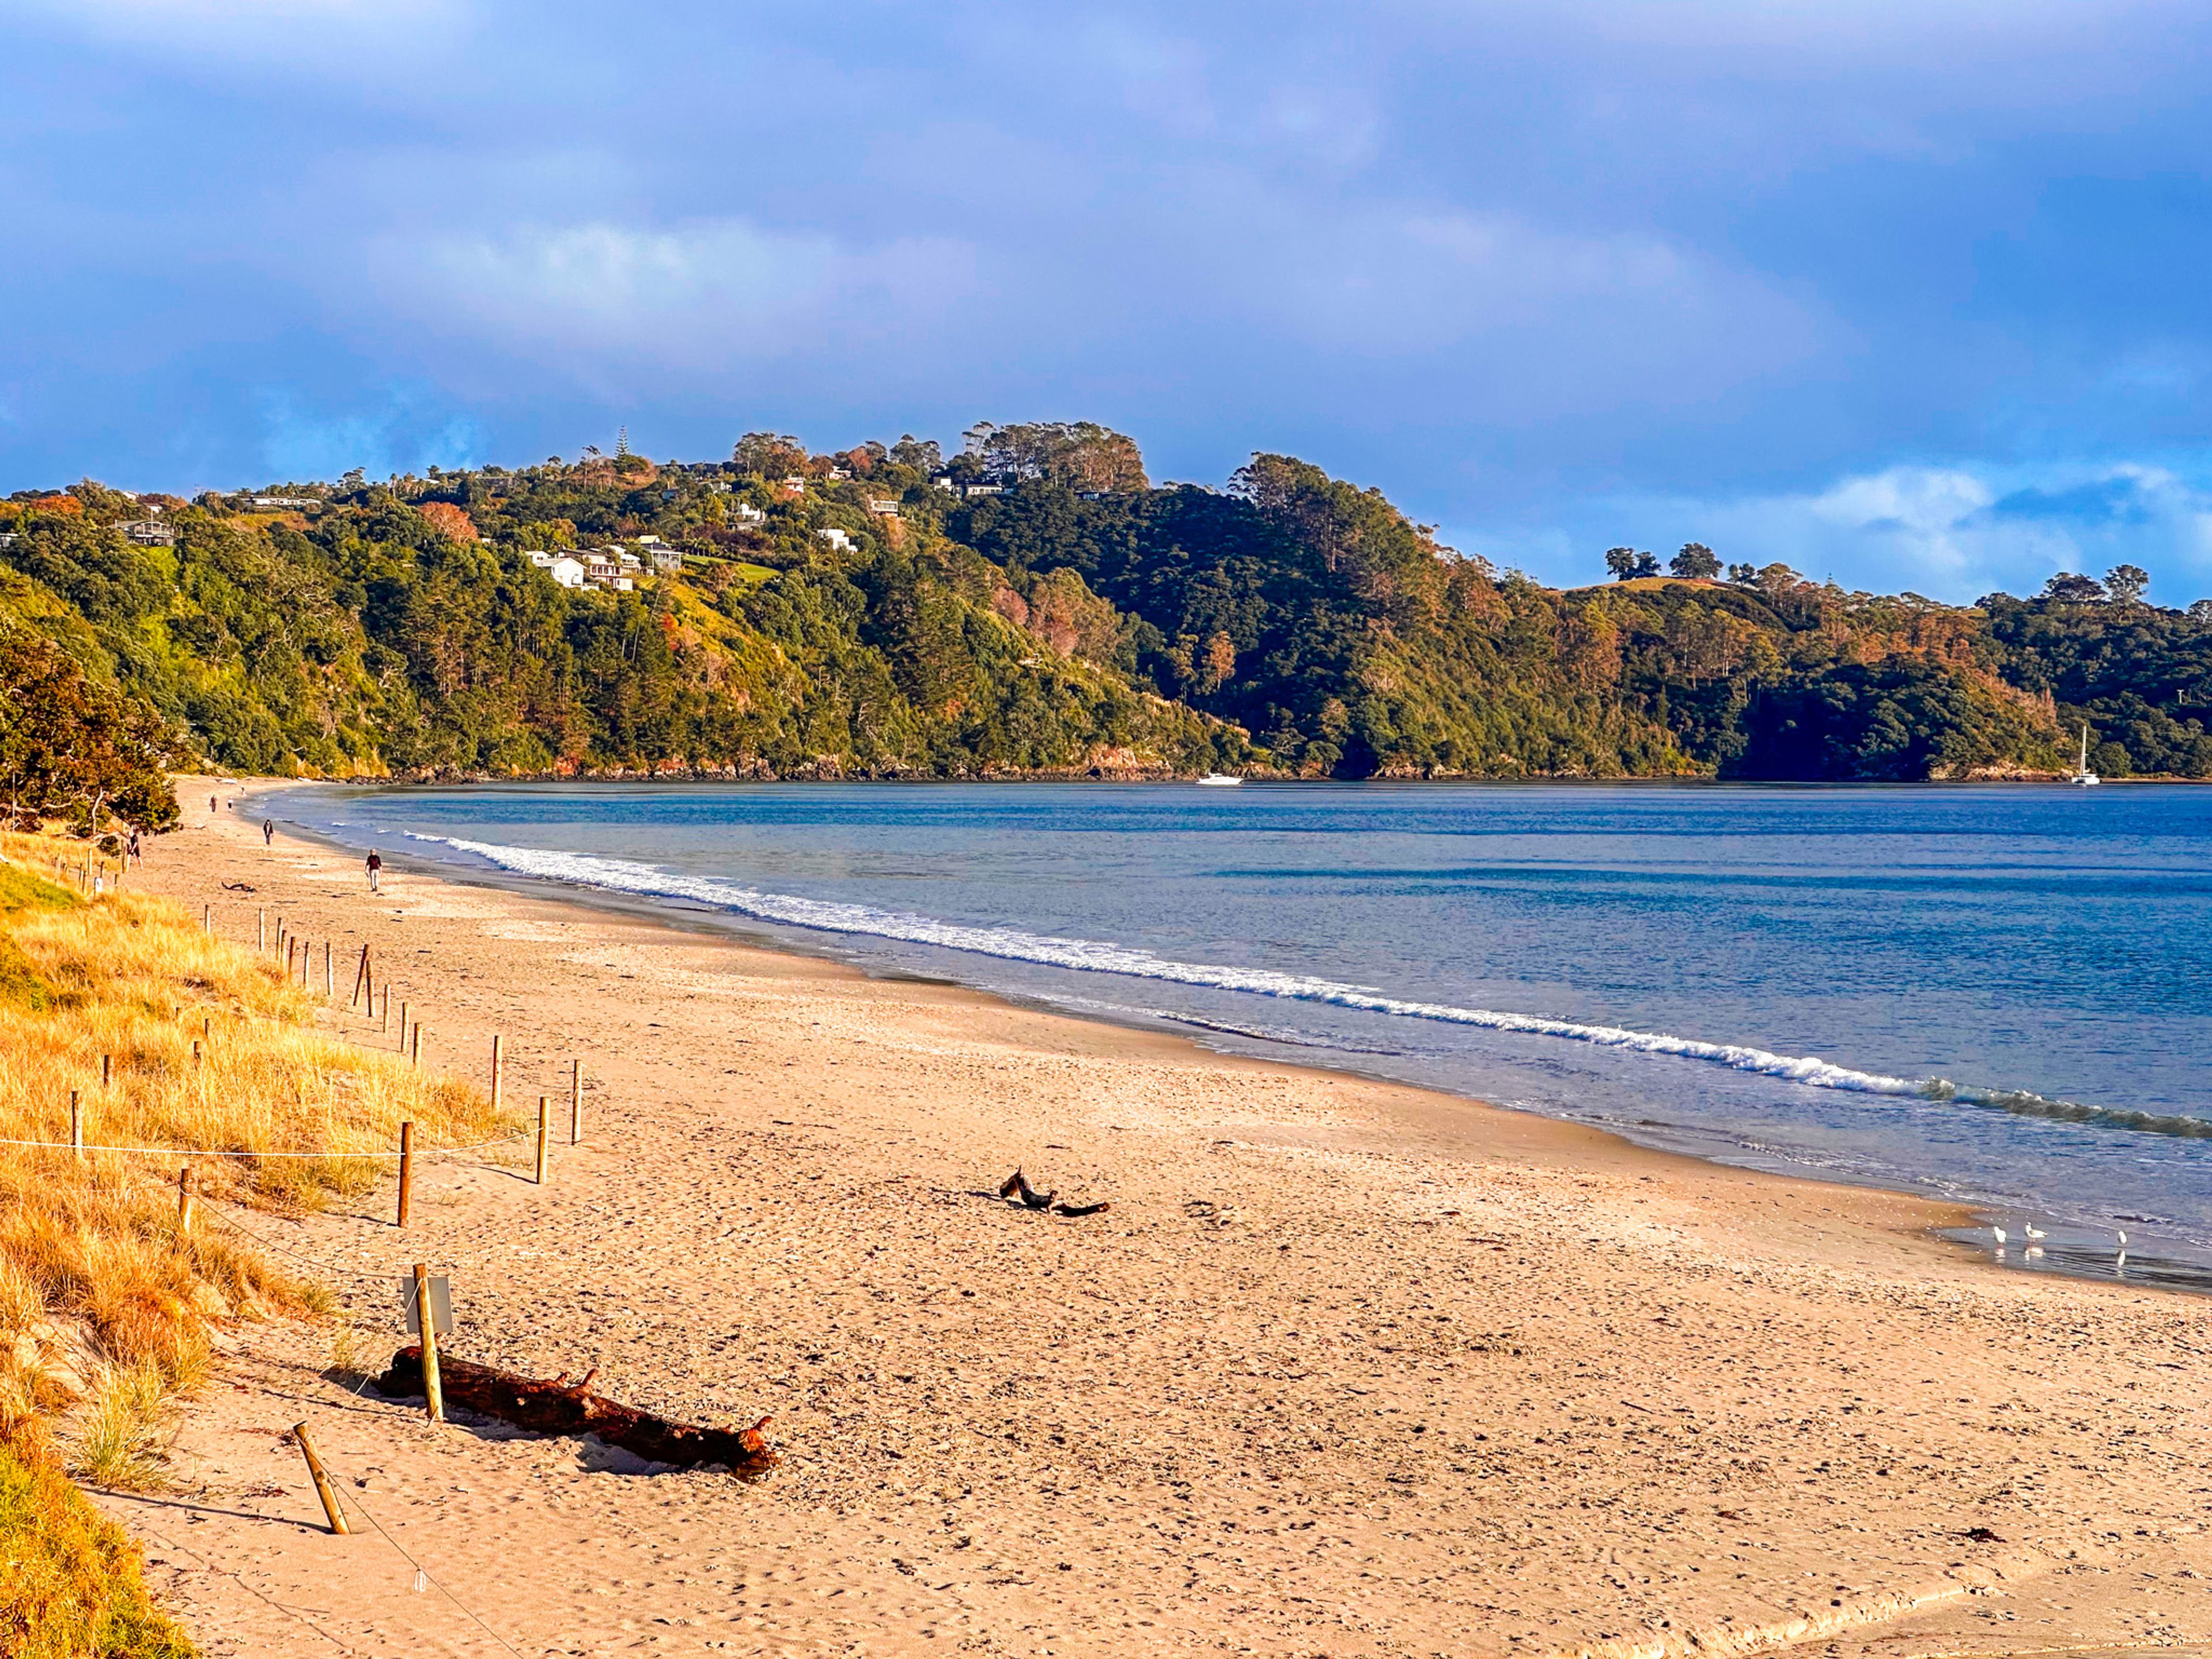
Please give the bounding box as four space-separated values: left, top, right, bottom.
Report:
92 782 2212 1658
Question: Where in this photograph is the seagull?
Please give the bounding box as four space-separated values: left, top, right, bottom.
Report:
2117 1229 2128 1249
2022 1222 2047 1242
1991 1225 2008 1247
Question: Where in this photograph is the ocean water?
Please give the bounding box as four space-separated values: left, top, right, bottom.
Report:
275 781 2212 1282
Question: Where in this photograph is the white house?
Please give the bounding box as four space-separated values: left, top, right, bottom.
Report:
733 501 765 524
817 528 854 551
964 483 1004 498
649 548 684 575
865 497 900 515
546 555 585 588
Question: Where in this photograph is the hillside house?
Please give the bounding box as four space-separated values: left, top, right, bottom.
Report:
545 555 585 588
649 548 684 575
734 501 766 523
779 475 806 497
817 528 854 551
120 518 175 547
865 497 900 515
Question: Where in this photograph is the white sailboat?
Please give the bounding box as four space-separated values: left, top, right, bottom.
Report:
2068 724 2100 788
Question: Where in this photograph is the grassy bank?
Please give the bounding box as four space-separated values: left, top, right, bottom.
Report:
0 831 497 1653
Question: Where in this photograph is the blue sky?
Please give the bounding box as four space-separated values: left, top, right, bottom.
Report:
5 1 2212 601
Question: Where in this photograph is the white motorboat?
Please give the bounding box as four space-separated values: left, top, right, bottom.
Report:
1195 773 1244 787
2068 724 2100 787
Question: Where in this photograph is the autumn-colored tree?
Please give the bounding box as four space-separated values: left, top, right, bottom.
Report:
418 501 480 543
0 627 179 832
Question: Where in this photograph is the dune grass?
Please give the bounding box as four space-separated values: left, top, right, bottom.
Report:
0 828 501 1653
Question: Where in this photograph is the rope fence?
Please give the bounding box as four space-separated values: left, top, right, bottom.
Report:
0 1127 535 1160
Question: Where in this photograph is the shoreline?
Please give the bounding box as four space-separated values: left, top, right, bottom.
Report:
256 778 1989 1241
257 775 2198 1295
108 777 2212 1657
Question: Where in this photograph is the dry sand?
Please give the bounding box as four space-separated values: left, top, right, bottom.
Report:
89 782 2212 1658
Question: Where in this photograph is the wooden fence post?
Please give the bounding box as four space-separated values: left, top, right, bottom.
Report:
535 1096 550 1185
176 1165 194 1236
101 1054 111 1092
258 910 266 952
397 1000 410 1052
324 942 333 1000
69 1092 82 1160
379 987 389 1033
570 1058 582 1145
202 903 211 933
351 944 370 1009
411 1022 423 1066
413 1264 444 1423
291 1422 350 1535
490 1034 504 1115
396 1122 414 1228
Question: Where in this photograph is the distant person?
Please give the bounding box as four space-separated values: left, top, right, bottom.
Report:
209 795 217 813
127 830 141 865
262 820 274 846
366 850 382 893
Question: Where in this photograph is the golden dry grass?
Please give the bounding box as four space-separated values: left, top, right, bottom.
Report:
0 827 499 1426
0 827 503 1653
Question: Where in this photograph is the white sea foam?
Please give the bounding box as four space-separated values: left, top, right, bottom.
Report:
413 833 2208 1138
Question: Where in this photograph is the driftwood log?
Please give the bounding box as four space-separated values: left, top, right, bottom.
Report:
376 1346 778 1478
999 1169 1111 1218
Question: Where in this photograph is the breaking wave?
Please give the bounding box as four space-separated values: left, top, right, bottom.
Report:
414 835 2207 1140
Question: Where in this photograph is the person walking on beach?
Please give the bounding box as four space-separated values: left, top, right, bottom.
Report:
262 819 274 846
209 795 217 813
366 850 382 893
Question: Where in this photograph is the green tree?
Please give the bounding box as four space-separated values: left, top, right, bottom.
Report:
1670 543 1721 579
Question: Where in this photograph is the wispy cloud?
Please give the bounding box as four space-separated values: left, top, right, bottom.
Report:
375 219 978 372
1493 461 2212 604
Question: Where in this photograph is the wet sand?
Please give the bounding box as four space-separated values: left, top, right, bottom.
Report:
100 780 2212 1657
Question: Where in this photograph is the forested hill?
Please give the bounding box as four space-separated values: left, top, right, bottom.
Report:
7 422 2212 787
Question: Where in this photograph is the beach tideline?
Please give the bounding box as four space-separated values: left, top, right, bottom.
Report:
101 783 2212 1657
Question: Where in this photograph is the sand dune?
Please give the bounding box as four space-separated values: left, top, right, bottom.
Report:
97 784 2212 1657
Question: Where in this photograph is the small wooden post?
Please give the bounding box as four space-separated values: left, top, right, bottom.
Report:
286 938 296 981
410 1022 422 1066
569 1058 582 1145
202 903 211 932
396 1122 414 1228
258 910 266 952
398 1000 410 1052
101 1054 112 1092
175 1165 194 1235
351 944 370 1009
490 1033 505 1114
191 1040 201 1068
69 1091 82 1159
203 1014 211 1040
324 941 333 999
535 1096 550 1185
291 1421 350 1535
380 987 389 1033
412 1264 444 1423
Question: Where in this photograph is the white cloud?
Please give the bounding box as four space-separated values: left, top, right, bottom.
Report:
1590 461 2212 603
373 218 979 370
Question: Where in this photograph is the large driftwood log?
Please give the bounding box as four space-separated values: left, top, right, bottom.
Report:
376 1346 778 1478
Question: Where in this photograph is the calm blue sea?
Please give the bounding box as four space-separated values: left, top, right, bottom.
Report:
275 782 2212 1283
